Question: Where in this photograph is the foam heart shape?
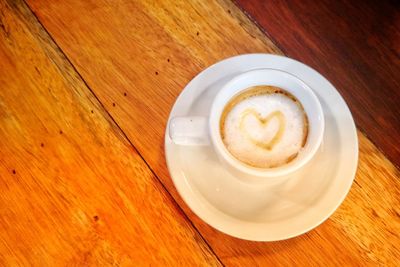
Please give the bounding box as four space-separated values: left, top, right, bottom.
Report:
239 109 286 150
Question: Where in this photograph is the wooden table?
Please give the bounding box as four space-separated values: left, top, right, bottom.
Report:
0 0 399 265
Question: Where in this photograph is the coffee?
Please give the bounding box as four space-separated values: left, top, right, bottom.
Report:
220 86 308 168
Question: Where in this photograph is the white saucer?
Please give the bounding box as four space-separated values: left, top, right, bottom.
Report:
165 54 358 241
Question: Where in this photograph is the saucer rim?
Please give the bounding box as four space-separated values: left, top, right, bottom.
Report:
164 53 359 241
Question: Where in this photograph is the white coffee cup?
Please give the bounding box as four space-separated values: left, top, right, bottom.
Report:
169 69 324 183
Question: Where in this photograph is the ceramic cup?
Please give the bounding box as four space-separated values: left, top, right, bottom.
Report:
169 69 324 183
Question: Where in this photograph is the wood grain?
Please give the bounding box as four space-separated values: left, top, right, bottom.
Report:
0 0 221 265
235 0 400 168
15 0 400 265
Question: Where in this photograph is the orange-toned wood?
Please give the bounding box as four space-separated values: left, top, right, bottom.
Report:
9 0 400 265
0 1 220 265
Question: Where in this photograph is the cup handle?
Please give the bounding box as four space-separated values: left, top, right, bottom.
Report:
169 116 210 145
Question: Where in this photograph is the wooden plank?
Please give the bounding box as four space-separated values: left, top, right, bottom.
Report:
0 0 221 265
235 0 400 168
26 0 400 265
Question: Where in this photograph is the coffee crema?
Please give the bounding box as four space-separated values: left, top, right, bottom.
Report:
220 86 308 168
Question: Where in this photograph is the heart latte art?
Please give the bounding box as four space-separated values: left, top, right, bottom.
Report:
220 86 308 168
240 109 285 151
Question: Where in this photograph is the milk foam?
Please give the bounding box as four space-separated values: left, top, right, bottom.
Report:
221 88 307 168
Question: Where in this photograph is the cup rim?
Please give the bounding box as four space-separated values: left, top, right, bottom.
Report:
209 68 324 178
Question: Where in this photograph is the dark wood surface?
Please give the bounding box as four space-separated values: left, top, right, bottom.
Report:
235 0 400 168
